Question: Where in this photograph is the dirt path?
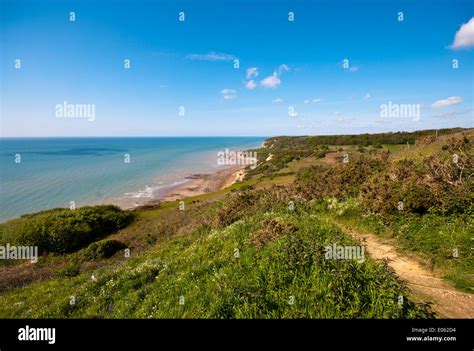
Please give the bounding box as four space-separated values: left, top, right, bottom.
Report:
336 222 474 319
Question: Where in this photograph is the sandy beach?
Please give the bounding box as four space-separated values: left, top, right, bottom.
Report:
153 165 246 203
100 165 247 210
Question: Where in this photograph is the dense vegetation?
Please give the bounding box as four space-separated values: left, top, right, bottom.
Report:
294 135 473 216
264 128 465 148
247 127 468 178
0 128 471 318
0 205 134 254
0 198 433 318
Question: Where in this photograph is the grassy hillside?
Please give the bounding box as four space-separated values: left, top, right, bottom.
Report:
0 128 471 318
0 199 433 318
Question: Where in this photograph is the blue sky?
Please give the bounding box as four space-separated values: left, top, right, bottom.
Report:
1 0 473 137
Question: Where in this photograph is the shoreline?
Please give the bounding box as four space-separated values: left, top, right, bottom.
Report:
141 164 246 206
0 138 264 222
100 164 247 210
0 163 249 223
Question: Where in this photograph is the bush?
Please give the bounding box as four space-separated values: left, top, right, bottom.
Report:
250 217 297 248
215 187 295 227
56 261 81 278
281 155 295 164
0 205 135 254
82 239 127 260
294 152 389 200
361 135 473 216
315 150 328 158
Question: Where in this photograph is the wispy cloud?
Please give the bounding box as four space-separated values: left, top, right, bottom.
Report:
276 64 290 76
449 17 474 49
333 111 357 124
431 108 472 119
363 93 371 100
221 88 237 100
245 80 257 90
272 98 284 103
431 96 463 108
304 98 322 104
186 51 236 61
246 67 259 79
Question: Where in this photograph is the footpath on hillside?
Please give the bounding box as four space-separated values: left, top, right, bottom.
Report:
334 222 474 319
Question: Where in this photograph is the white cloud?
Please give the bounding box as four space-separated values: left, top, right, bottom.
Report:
221 88 237 100
363 93 371 100
276 64 290 76
450 17 474 49
312 98 321 103
257 64 290 89
246 67 259 79
431 96 463 109
245 80 257 90
304 100 310 104
186 52 236 61
272 98 284 103
260 75 281 89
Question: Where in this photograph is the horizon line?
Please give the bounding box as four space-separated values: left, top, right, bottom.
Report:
0 127 471 139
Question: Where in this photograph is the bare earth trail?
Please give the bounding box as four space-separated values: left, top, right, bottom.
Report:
334 222 474 318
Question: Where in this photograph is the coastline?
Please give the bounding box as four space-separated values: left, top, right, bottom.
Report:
143 165 246 206
100 164 247 210
0 137 264 222
106 146 258 210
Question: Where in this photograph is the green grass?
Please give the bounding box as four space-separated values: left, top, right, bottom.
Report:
318 198 474 293
0 210 433 318
1 128 471 319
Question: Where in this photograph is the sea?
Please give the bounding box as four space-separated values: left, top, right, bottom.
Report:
0 137 265 222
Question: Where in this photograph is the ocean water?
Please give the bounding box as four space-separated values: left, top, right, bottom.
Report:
0 137 264 222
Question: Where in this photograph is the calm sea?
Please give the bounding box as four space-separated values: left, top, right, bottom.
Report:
0 137 264 222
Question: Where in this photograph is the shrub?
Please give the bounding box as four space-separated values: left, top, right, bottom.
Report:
56 261 81 278
361 135 473 216
82 239 127 260
250 217 297 248
315 150 328 158
0 205 135 254
281 155 295 164
215 187 296 227
294 152 389 200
